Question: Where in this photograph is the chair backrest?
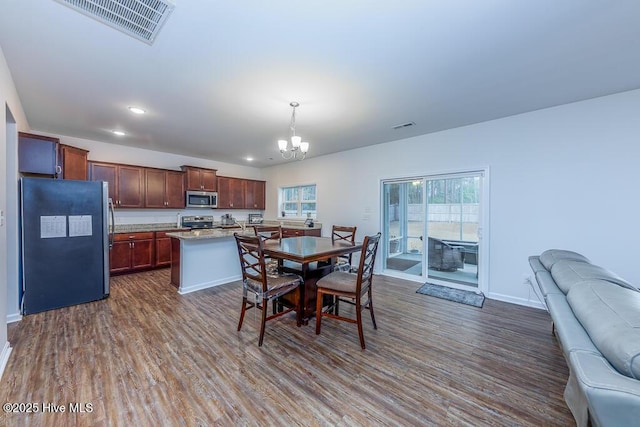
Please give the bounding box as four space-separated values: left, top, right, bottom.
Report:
234 233 268 292
332 225 357 263
332 225 357 244
253 225 282 244
355 232 382 291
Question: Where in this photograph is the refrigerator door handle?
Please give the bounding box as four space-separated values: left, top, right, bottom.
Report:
109 198 115 249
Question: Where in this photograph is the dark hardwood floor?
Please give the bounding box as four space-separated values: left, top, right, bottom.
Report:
1 269 573 426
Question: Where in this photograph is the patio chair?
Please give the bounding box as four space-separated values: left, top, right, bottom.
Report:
428 237 464 271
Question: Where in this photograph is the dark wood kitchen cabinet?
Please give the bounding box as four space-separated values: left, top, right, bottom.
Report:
155 232 172 268
18 132 59 176
145 168 185 208
217 176 245 209
245 179 265 209
89 161 144 208
58 144 88 180
110 232 154 274
182 166 217 191
282 227 321 237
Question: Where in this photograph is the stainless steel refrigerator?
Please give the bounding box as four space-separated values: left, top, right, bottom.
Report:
20 177 112 314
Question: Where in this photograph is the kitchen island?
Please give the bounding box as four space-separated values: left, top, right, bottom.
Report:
166 222 323 294
166 229 249 294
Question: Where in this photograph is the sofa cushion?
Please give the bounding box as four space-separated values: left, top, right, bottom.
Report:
539 249 590 270
567 280 640 379
551 260 638 294
545 293 599 356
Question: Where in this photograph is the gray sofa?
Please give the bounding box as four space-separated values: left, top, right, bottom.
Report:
529 249 640 426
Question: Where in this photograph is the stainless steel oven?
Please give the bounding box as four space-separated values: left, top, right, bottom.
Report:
186 190 218 208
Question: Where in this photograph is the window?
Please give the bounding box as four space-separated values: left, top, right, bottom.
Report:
280 184 317 218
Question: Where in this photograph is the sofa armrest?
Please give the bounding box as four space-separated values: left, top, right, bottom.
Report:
569 351 640 427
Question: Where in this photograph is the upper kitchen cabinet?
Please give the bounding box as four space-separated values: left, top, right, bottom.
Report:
217 176 265 209
245 179 266 210
58 144 88 180
18 132 59 176
182 166 217 191
89 161 144 208
217 176 245 209
145 168 185 209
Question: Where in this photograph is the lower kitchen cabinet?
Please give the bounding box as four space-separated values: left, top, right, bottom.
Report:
111 230 188 275
110 232 154 275
155 231 174 267
282 227 321 237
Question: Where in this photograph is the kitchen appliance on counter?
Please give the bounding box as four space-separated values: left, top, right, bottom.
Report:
220 214 235 226
248 213 263 225
186 190 218 208
20 177 111 315
181 215 215 229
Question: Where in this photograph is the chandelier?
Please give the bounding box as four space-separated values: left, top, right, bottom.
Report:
278 101 309 160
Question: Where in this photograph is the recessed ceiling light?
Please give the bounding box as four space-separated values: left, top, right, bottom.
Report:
245 157 254 162
128 106 146 114
112 130 126 136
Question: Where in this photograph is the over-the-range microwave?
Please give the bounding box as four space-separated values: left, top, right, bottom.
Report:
186 190 218 208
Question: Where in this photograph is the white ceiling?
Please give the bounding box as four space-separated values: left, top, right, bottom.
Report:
1 1 640 167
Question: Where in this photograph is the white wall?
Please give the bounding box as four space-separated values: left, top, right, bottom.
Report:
0 44 28 378
262 89 640 307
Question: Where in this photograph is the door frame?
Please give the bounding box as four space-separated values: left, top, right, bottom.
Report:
379 166 490 295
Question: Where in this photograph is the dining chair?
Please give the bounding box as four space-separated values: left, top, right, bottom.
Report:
253 225 283 271
331 225 357 272
253 225 282 244
315 232 381 349
234 233 302 347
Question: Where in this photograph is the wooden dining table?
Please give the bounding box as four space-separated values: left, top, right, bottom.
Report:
263 236 362 322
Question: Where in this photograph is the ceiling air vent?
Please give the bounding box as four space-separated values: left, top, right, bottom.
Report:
392 122 416 130
54 0 175 45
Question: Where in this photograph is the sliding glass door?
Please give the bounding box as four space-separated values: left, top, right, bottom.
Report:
425 175 481 288
382 171 484 291
383 180 425 276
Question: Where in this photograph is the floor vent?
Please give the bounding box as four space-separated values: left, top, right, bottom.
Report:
54 0 175 45
392 122 416 130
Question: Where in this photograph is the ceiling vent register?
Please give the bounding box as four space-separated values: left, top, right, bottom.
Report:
54 0 175 45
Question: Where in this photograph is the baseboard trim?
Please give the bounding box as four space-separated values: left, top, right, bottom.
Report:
0 341 13 380
178 274 241 295
487 292 545 310
7 312 22 324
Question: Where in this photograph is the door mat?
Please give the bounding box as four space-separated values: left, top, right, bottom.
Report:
386 258 420 271
416 282 485 308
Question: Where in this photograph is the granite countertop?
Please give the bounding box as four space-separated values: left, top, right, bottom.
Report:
114 223 186 233
260 220 322 230
166 228 253 240
113 220 322 234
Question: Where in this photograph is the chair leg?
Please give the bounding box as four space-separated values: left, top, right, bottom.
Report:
315 289 323 335
295 286 302 327
258 297 268 347
368 288 377 330
356 299 365 349
334 296 340 315
238 296 248 331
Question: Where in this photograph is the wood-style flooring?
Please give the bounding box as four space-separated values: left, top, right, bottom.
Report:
1 269 573 426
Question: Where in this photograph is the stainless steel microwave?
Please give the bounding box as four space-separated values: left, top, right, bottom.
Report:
186 190 218 208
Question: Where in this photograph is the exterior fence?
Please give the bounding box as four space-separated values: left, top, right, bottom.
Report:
389 203 479 223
